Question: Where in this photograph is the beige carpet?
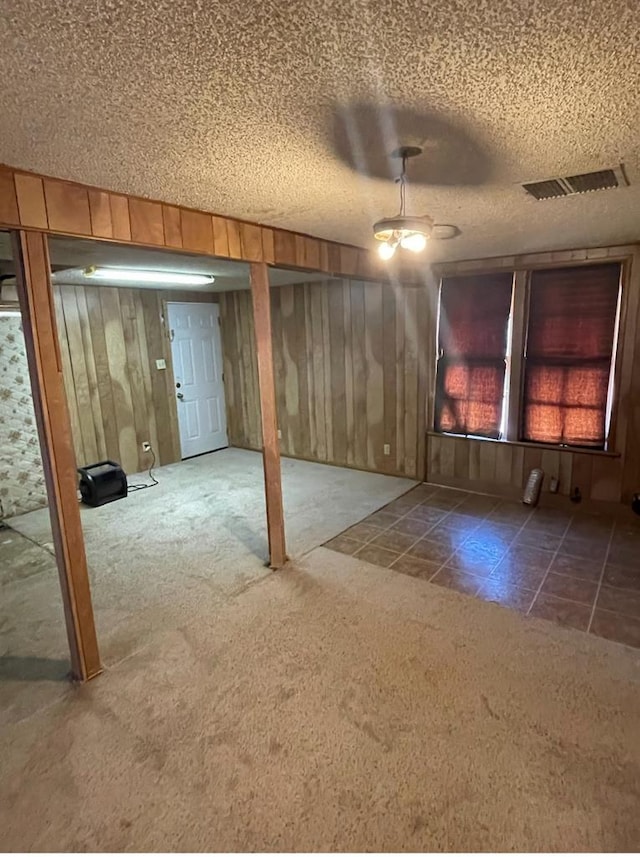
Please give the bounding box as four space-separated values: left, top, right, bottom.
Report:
1 449 415 724
1 546 639 852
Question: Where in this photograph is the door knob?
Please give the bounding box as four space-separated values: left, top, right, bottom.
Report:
176 392 184 400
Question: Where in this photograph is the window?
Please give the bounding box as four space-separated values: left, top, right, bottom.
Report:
434 262 622 451
435 273 513 439
522 264 621 448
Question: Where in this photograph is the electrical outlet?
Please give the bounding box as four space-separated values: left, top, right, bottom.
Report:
383 443 391 456
155 358 167 370
142 441 151 453
277 429 282 440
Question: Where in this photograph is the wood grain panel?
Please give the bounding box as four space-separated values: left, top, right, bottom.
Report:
1 166 423 283
274 231 297 267
0 168 20 225
240 223 263 262
342 281 354 465
364 283 384 471
83 286 119 461
53 283 216 474
382 284 397 473
59 286 99 466
350 282 367 469
309 284 327 461
128 198 164 246
14 173 48 228
403 289 419 478
261 228 275 264
44 180 92 235
327 282 347 464
181 209 213 254
226 220 242 259
52 287 85 465
109 195 131 241
162 206 183 249
211 216 230 257
88 190 113 239
454 437 470 480
221 278 427 479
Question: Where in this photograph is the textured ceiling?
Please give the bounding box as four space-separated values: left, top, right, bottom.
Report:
1 0 640 263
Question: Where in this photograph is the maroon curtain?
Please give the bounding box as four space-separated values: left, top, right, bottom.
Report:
522 263 620 448
435 273 513 438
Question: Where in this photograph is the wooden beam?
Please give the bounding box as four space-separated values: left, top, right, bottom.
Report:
12 230 102 682
0 164 420 283
249 262 287 568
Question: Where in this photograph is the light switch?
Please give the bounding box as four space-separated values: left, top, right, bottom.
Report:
155 358 167 370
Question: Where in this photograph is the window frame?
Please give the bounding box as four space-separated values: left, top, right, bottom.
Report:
432 252 631 455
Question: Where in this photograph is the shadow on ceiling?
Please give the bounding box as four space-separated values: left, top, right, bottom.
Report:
331 103 493 186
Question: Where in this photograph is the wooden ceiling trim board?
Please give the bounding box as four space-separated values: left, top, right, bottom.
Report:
0 168 20 225
211 215 230 257
294 235 306 269
109 194 132 241
303 236 321 270
88 189 114 239
162 205 183 249
226 219 243 260
128 197 165 246
260 227 275 264
14 172 48 229
180 208 214 254
44 179 92 236
240 223 263 262
435 245 638 278
273 230 297 267
0 164 419 283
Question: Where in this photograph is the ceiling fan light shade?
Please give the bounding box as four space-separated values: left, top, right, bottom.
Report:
378 241 397 260
399 232 428 252
373 215 433 242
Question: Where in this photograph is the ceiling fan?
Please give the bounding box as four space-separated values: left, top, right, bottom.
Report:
373 146 459 259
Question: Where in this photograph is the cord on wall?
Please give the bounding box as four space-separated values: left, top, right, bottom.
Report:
128 445 159 493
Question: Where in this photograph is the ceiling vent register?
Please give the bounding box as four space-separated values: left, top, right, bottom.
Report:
522 166 628 200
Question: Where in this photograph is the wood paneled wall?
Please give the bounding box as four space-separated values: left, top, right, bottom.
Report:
0 164 419 284
221 244 640 506
53 284 215 474
427 434 625 505
219 280 433 480
429 244 640 505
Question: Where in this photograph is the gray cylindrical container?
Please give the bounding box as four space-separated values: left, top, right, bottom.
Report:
523 468 544 506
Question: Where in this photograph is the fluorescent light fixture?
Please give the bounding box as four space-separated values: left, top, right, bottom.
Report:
83 267 214 286
0 309 21 317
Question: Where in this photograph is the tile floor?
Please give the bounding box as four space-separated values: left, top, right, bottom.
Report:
324 484 640 650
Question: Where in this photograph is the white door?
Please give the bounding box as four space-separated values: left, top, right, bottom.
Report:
167 302 228 459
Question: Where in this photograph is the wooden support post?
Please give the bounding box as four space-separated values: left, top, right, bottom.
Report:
12 231 102 681
249 262 287 568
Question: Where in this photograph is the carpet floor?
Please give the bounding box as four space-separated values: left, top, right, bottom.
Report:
0 546 639 851
1 449 416 724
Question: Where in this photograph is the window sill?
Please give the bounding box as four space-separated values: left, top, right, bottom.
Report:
427 431 621 458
